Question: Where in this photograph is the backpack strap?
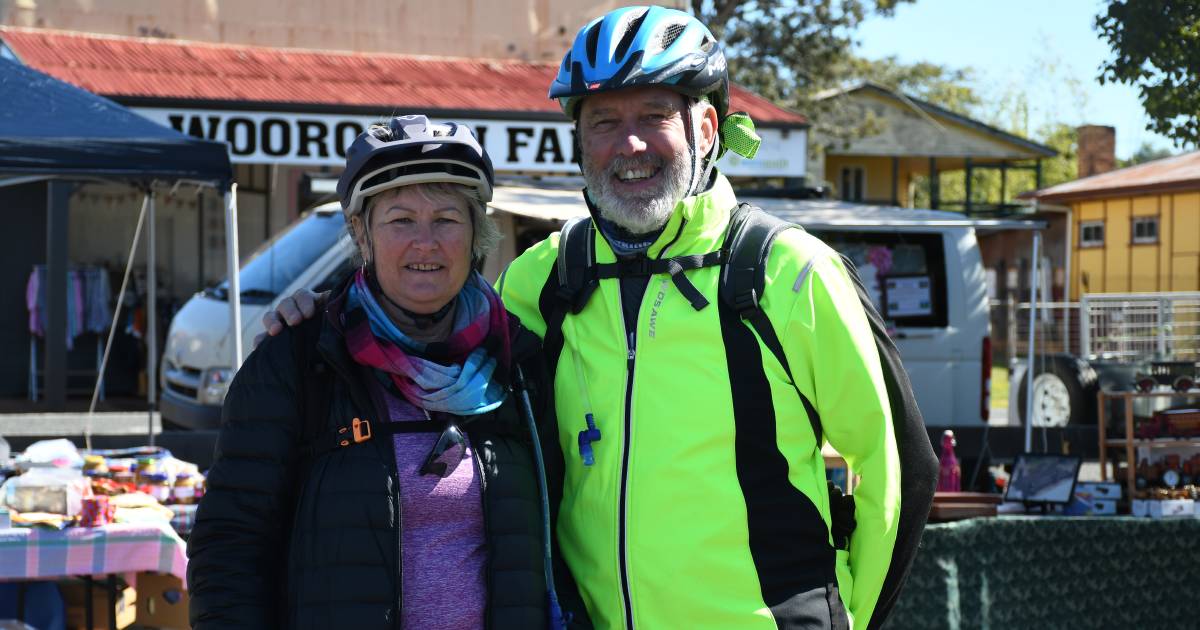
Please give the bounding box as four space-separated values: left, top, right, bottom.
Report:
554 217 598 315
719 204 824 444
718 204 860 552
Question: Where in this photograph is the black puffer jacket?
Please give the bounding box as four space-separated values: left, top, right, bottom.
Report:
188 287 588 629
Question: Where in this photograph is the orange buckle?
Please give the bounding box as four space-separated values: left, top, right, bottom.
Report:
352 417 372 443
336 418 372 447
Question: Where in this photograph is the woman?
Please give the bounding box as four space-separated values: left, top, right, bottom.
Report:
187 115 584 630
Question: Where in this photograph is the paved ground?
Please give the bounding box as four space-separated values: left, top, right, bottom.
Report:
0 410 160 437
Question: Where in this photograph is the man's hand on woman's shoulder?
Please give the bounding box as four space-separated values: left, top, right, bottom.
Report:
254 288 329 347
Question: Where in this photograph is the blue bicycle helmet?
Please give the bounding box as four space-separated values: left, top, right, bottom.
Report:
549 5 729 120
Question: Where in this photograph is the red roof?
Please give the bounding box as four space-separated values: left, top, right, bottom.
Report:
1025 150 1200 203
0 26 807 126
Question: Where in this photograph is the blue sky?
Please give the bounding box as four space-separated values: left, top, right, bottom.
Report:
856 0 1177 159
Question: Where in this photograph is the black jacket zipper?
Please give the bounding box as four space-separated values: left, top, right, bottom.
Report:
618 326 637 630
612 217 687 630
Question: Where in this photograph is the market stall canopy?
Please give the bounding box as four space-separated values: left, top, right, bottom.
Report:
745 197 1047 233
490 185 588 222
0 56 231 183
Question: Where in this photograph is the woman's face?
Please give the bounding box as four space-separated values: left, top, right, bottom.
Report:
357 186 474 315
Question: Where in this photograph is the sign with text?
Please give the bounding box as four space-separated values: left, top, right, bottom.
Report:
133 108 806 177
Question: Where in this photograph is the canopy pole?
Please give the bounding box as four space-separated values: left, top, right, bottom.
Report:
147 191 157 445
1024 231 1041 452
86 195 148 450
225 184 243 371
45 182 71 408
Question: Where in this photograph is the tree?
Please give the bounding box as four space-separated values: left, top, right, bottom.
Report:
1096 0 1200 148
691 1 913 106
1118 142 1175 168
828 55 982 113
810 54 986 156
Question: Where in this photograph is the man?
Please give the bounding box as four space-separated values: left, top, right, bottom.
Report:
265 6 935 629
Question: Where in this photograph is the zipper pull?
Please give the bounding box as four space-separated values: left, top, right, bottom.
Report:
627 332 636 361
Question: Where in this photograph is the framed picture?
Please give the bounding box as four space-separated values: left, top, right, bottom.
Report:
1004 453 1082 506
882 275 933 318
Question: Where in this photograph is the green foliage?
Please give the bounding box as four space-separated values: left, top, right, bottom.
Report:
1118 142 1176 168
829 55 982 112
1096 0 1200 148
691 1 918 164
688 1 1085 210
691 1 914 106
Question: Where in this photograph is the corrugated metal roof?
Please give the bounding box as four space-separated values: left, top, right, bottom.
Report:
816 82 1057 158
1025 150 1200 203
745 197 1046 232
0 26 808 126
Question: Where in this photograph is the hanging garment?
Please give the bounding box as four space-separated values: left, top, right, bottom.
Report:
25 268 42 337
85 268 113 334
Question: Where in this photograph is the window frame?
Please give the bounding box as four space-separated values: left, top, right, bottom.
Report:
1079 220 1105 248
1131 216 1159 245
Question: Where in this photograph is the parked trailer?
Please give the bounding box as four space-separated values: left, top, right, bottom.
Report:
1009 292 1200 426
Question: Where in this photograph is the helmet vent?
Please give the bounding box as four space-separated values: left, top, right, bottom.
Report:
584 21 602 67
660 23 686 50
613 10 648 61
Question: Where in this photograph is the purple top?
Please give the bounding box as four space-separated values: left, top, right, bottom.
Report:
376 382 487 629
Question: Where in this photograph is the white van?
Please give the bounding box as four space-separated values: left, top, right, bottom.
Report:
747 197 992 427
162 195 992 429
160 203 354 428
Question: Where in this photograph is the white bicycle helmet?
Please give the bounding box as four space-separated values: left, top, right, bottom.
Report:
336 114 494 220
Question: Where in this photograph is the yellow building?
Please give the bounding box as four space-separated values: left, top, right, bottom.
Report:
1026 150 1200 299
813 82 1055 210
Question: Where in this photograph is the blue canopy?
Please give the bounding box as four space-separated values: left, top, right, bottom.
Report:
0 55 231 183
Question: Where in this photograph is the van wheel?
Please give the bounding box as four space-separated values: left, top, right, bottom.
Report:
1017 358 1095 426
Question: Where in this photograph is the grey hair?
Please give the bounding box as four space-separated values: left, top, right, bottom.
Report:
350 181 501 265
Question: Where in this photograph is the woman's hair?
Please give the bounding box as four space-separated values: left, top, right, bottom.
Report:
350 181 501 265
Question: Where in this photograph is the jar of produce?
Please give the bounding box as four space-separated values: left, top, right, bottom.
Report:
83 454 109 476
144 472 172 504
110 464 135 487
136 457 157 485
173 472 199 504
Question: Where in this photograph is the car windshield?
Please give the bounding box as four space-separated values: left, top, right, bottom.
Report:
206 209 346 304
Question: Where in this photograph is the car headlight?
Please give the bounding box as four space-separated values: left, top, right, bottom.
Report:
199 368 235 405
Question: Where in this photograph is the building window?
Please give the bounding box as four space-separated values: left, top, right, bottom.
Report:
840 166 865 202
1132 216 1159 244
1080 221 1104 248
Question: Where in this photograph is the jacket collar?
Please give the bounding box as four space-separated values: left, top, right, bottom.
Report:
586 173 738 263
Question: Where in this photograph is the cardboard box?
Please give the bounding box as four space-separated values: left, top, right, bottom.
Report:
58 578 136 630
1075 482 1122 500
1149 498 1195 519
135 572 191 630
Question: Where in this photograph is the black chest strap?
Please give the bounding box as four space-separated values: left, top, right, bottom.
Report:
555 216 727 313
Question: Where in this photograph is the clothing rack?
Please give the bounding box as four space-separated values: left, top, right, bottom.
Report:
26 265 112 401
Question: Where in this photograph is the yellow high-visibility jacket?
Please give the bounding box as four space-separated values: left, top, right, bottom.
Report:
499 175 901 630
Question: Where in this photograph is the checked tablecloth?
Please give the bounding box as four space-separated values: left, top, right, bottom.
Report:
0 521 187 583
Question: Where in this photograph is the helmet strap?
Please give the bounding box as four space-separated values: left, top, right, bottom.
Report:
686 96 720 196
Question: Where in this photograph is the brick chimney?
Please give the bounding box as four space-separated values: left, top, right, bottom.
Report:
1077 125 1116 178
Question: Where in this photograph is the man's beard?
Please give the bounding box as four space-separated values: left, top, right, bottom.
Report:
583 148 692 234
